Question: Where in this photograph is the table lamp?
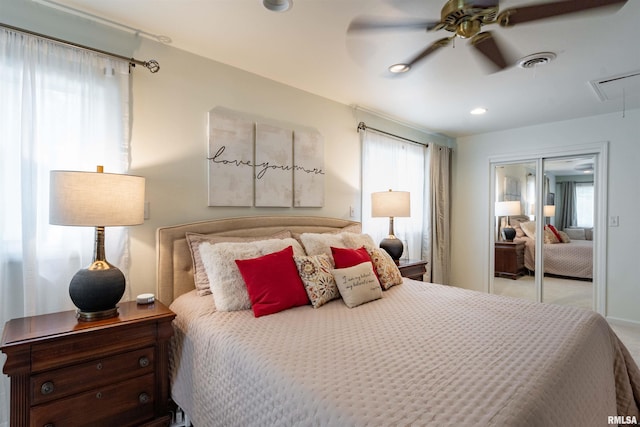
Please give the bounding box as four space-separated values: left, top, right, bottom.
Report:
495 201 521 241
371 189 410 263
49 166 145 321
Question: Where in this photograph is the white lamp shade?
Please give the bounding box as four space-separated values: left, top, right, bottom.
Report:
544 205 556 217
495 201 521 217
50 170 145 226
371 190 410 218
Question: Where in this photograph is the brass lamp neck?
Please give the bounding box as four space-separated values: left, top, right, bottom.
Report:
89 226 114 270
387 217 397 239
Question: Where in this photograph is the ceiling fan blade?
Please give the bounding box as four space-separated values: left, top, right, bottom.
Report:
348 16 441 34
498 0 627 26
471 31 508 71
404 37 452 69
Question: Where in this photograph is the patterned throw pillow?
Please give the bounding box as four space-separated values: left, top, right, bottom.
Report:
293 254 340 308
367 247 403 290
558 230 571 243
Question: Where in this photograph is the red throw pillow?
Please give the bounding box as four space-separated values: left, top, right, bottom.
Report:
331 246 372 268
546 224 562 243
235 246 309 317
330 246 380 283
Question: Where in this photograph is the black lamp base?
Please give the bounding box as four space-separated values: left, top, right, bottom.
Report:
380 237 404 264
69 265 125 321
501 227 516 242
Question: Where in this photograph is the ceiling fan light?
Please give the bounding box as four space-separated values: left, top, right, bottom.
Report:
575 163 594 174
389 63 410 73
263 0 292 12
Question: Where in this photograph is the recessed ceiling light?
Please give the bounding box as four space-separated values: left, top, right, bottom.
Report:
263 0 293 12
470 107 487 115
389 64 410 73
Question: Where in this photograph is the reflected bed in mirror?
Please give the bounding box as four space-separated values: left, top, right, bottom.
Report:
511 217 593 281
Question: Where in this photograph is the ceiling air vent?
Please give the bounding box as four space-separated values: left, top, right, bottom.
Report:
516 52 556 69
590 71 640 102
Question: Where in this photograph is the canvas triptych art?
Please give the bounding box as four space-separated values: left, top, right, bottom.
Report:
207 108 324 207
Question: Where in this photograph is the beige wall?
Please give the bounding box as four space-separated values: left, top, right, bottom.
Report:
126 38 449 297
3 0 448 300
452 109 640 323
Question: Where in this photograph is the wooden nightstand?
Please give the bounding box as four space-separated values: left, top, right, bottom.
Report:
398 259 428 281
1 300 176 427
495 241 525 279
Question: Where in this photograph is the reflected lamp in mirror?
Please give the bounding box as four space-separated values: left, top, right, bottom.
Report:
543 205 556 217
49 166 145 321
371 189 410 263
495 201 521 242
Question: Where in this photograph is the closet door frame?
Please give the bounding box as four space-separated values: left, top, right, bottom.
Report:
488 142 608 315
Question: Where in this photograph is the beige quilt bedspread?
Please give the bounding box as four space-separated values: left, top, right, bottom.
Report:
169 280 640 426
518 236 593 279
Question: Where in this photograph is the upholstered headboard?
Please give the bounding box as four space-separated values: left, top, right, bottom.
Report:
156 215 361 306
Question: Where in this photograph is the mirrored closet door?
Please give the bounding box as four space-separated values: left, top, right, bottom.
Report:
493 161 537 302
490 145 606 313
541 157 595 309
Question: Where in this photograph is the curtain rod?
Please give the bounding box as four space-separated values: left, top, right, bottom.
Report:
1 22 160 73
357 122 428 147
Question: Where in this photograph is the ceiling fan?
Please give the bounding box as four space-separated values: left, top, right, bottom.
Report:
348 0 628 74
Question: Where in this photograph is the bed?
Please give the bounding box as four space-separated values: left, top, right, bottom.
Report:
511 218 593 280
518 235 593 280
157 215 639 426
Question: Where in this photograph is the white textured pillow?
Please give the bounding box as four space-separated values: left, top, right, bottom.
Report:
199 238 305 311
300 232 376 265
186 231 291 296
332 261 382 308
299 232 347 260
341 232 376 250
520 221 536 239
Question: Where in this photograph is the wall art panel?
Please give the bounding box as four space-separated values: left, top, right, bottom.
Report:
255 124 293 207
293 130 325 207
207 110 255 206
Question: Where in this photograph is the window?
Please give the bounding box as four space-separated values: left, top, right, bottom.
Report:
575 182 594 228
361 130 426 261
0 28 131 318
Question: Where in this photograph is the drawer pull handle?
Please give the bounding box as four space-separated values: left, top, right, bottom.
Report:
41 381 54 395
96 392 103 399
96 362 103 370
138 356 150 368
44 423 54 427
138 392 150 404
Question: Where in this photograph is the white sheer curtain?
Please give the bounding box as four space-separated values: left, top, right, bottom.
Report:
0 28 131 427
361 130 427 263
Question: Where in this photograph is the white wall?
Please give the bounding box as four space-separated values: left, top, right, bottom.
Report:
452 109 640 323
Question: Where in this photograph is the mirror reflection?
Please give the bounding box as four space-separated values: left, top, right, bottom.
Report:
492 156 594 309
541 157 594 308
493 162 536 302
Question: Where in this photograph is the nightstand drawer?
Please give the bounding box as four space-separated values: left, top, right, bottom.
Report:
30 373 155 427
31 323 156 373
31 346 154 405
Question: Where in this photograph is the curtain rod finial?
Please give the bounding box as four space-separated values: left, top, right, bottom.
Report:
144 60 160 73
